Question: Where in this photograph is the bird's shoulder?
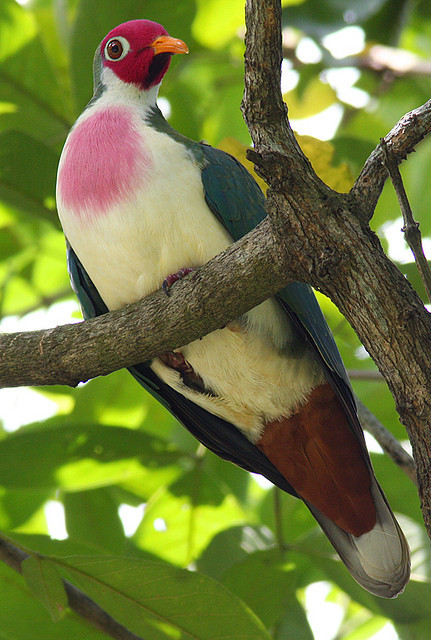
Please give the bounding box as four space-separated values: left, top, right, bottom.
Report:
196 142 267 237
146 106 266 235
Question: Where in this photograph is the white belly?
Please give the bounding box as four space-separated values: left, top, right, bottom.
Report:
58 116 323 440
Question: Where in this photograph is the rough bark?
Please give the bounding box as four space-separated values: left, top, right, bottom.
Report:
242 0 431 534
0 221 286 387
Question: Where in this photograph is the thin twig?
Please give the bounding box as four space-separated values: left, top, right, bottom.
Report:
356 398 417 485
0 536 144 640
348 369 383 380
380 138 431 303
64 583 145 640
351 98 431 218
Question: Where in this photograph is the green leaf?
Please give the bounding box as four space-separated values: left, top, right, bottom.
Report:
0 131 58 222
135 467 246 565
0 0 71 143
0 423 181 490
204 451 251 505
5 532 122 558
370 453 422 524
64 488 126 554
395 617 431 640
22 556 68 622
274 594 314 640
221 549 297 628
282 0 389 38
197 525 275 580
57 555 272 640
193 0 245 49
397 261 429 304
258 488 317 544
202 78 250 145
0 0 37 63
363 0 410 45
51 368 180 438
0 487 50 531
0 559 107 639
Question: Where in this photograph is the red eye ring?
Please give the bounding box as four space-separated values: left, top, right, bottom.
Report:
106 39 123 60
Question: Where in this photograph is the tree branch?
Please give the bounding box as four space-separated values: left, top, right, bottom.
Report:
351 99 431 216
380 137 431 303
242 0 431 534
358 44 431 77
0 220 289 388
356 398 417 485
347 369 382 380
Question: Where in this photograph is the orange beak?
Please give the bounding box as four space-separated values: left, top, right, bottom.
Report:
150 35 189 56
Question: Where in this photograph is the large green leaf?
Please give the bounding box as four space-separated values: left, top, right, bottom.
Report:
197 529 317 637
0 557 107 639
134 466 246 565
9 531 172 568
43 369 180 438
0 487 50 531
221 549 297 628
57 555 272 640
203 450 251 505
64 488 127 554
274 594 315 640
0 0 71 145
0 131 58 222
196 524 276 581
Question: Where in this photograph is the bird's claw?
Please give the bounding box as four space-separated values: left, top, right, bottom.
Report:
162 267 194 296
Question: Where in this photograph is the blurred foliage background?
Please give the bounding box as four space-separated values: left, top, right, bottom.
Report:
0 0 430 639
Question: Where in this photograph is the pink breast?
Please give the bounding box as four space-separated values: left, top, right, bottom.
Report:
58 105 151 220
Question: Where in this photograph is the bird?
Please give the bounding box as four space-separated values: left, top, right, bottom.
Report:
56 19 410 597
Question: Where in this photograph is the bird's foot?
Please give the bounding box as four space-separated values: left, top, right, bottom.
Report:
159 351 208 394
162 267 194 296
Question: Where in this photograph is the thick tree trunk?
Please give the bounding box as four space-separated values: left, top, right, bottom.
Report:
242 0 431 534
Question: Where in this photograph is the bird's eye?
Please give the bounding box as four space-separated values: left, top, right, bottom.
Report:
104 37 130 61
107 40 122 59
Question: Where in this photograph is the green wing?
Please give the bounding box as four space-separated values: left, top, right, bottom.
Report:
199 143 350 391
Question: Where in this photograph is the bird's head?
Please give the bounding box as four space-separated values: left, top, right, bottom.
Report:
98 19 188 90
